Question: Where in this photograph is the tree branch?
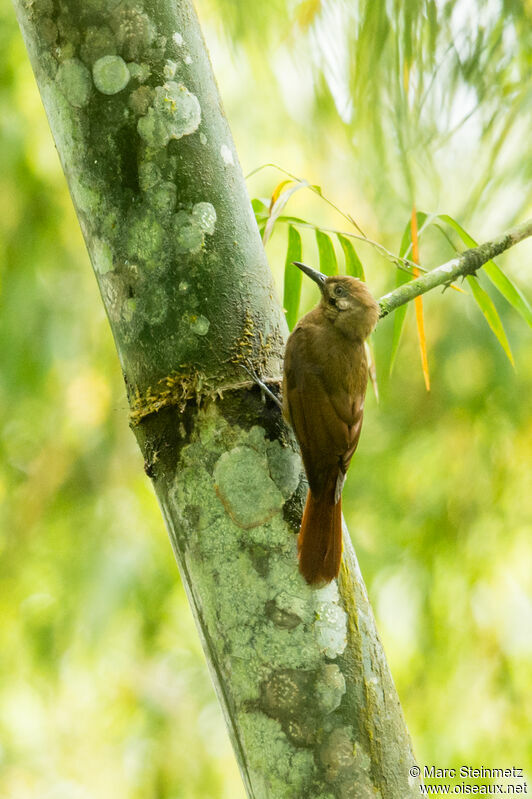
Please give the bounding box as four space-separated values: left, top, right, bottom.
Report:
378 218 532 318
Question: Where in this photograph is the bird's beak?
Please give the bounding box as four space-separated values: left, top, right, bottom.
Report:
293 261 327 291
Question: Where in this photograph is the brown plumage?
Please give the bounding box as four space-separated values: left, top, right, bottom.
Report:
282 264 379 584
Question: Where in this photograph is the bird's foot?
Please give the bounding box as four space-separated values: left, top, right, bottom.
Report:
240 364 283 411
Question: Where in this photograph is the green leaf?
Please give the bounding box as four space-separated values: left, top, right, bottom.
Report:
438 214 532 328
482 262 532 328
315 230 338 276
276 215 310 226
466 275 514 365
283 226 303 331
337 234 365 279
251 197 269 225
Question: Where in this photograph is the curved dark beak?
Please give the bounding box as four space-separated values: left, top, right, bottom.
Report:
293 261 327 291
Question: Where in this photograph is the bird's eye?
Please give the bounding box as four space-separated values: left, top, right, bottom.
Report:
334 285 345 297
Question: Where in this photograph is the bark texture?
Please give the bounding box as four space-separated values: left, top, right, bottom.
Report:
13 0 421 796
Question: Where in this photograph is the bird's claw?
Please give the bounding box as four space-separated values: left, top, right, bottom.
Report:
241 364 283 411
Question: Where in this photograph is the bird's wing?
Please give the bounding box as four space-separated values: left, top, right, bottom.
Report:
284 327 360 497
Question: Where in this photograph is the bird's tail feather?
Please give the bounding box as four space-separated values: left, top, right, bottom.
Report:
298 477 342 585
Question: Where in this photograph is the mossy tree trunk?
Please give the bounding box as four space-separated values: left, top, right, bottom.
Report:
13 0 421 796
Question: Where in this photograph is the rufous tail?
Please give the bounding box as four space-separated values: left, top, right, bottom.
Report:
298 479 342 584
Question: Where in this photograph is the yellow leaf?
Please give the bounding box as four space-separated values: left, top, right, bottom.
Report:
269 180 293 212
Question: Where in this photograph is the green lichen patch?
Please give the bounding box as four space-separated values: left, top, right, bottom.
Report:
266 440 301 499
171 465 226 536
252 620 322 672
129 85 154 115
271 588 312 626
55 58 92 108
214 446 284 529
260 668 311 719
189 314 210 336
247 513 289 550
126 207 165 260
320 726 355 779
56 14 80 46
91 237 114 275
238 711 315 799
163 59 177 79
80 25 117 66
137 81 200 148
213 551 270 633
145 181 177 216
173 203 216 255
84 0 121 12
137 282 168 325
315 664 346 714
174 210 204 254
191 201 217 235
314 586 348 659
138 161 160 190
127 62 151 82
93 55 130 95
243 425 268 454
110 0 156 61
38 17 57 46
320 727 375 797
31 0 54 17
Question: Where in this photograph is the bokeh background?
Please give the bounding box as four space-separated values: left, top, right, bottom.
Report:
1 0 531 796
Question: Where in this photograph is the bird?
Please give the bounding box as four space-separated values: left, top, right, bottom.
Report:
282 262 379 584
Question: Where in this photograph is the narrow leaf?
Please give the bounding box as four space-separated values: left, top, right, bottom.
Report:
439 214 532 328
283 226 303 331
315 229 338 275
467 275 514 365
276 215 310 225
338 234 365 279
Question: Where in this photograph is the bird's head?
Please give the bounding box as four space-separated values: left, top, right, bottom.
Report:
293 262 379 341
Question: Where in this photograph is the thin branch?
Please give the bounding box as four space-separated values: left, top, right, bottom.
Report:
285 219 423 276
378 218 532 318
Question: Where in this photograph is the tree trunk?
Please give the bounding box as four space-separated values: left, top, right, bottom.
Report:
13 0 420 796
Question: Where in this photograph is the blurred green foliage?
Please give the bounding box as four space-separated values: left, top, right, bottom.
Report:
1 0 531 796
